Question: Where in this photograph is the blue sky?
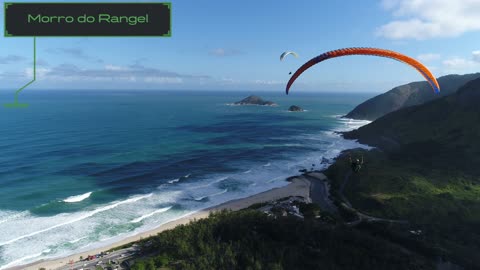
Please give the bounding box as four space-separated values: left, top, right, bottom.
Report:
1 0 480 93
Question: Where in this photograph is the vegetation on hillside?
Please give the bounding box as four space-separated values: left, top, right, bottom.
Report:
324 149 480 268
130 210 433 270
331 78 480 269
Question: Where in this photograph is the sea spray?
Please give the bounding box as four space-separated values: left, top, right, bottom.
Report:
130 206 173 223
62 192 93 203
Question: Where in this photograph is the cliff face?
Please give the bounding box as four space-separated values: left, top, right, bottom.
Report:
344 73 480 120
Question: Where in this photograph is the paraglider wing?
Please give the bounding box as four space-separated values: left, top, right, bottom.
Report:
286 47 440 94
280 51 299 61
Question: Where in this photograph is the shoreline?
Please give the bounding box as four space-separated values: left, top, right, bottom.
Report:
7 117 371 270
11 177 310 270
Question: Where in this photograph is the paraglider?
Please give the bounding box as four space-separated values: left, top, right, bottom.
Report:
280 51 298 61
281 51 298 75
286 47 440 94
349 155 363 173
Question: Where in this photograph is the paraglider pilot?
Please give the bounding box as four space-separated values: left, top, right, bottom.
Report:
349 154 363 173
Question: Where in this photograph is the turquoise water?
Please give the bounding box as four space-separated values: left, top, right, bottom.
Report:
0 90 372 268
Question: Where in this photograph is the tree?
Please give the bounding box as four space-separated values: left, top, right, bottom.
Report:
267 262 283 270
155 254 169 267
146 258 156 270
254 260 262 270
132 260 145 270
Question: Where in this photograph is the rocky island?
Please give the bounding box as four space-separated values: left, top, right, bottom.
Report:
234 95 277 106
288 105 304 112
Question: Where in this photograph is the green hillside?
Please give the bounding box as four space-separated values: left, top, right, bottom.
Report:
130 210 433 270
327 78 480 269
344 73 480 120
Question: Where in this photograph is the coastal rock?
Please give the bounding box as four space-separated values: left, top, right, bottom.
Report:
234 95 277 106
288 105 304 112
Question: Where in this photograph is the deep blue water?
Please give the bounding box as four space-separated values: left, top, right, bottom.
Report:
0 90 373 268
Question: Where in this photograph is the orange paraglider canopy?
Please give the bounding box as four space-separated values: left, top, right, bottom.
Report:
286 47 440 94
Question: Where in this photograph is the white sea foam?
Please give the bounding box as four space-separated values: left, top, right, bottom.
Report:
194 189 228 201
0 211 27 225
0 252 43 270
131 206 173 223
243 170 251 174
285 109 308 112
262 163 271 167
264 143 303 148
167 178 180 184
167 174 190 184
68 236 87 244
190 176 229 190
333 115 372 132
62 192 92 203
0 193 152 247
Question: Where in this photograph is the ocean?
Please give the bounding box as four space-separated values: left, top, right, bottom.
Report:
0 90 372 268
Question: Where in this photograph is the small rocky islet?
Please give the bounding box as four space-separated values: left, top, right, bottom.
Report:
234 95 277 106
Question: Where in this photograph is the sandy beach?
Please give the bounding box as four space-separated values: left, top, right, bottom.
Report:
13 177 310 270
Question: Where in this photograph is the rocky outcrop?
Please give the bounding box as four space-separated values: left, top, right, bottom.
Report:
288 105 304 112
234 95 277 106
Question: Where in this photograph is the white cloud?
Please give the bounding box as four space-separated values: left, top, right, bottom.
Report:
105 64 130 71
377 0 480 40
25 67 50 78
209 48 243 57
442 51 480 71
472 51 480 62
417 53 440 62
219 77 240 84
16 62 211 85
443 57 476 69
144 77 183 84
252 79 283 85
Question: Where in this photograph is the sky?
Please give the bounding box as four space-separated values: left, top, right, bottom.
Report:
1 0 480 93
